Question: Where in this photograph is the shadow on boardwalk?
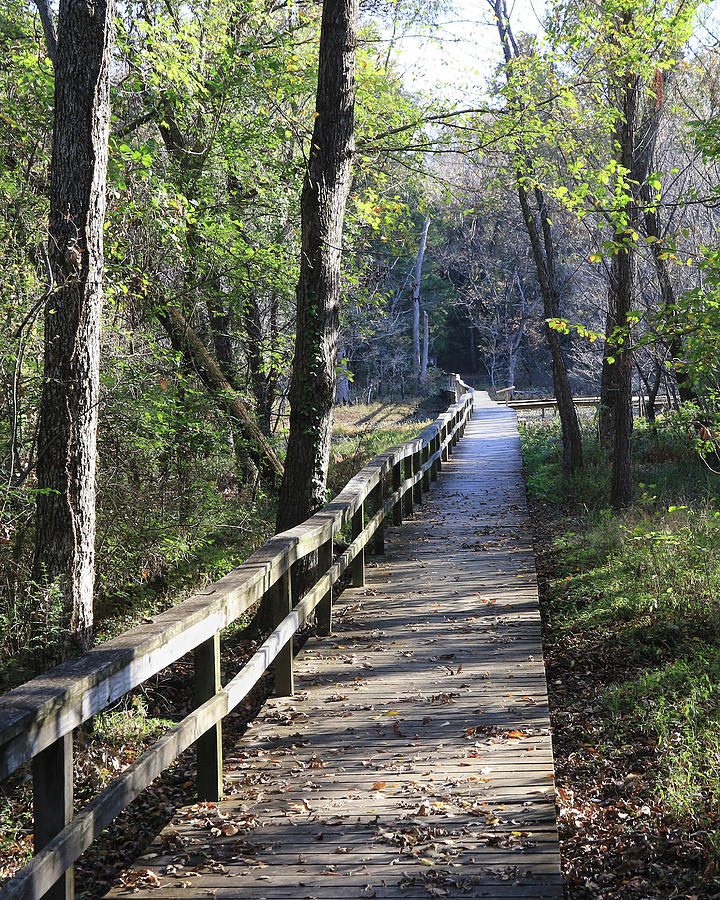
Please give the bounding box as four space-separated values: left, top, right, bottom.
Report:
107 393 563 900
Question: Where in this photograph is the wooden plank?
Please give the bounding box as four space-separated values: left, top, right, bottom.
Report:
271 571 294 697
316 539 334 636
32 733 73 900
351 504 365 588
194 633 223 802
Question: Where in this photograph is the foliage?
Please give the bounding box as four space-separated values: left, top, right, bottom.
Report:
521 413 720 839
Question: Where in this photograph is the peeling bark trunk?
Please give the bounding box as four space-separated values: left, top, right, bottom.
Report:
33 0 115 652
276 0 359 533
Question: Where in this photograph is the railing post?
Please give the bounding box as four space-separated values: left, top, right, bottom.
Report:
413 447 422 505
430 433 439 481
33 732 74 900
317 538 333 636
403 454 413 516
194 632 223 802
351 502 365 587
392 460 402 524
272 570 294 696
441 423 449 463
372 479 385 555
422 444 430 492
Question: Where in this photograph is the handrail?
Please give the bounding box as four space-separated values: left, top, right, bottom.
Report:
508 394 664 411
0 377 474 900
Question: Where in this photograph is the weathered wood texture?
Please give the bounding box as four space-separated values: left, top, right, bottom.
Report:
0 385 472 900
105 393 562 900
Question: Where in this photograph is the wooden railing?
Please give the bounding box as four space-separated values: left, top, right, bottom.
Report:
0 378 474 900
508 395 666 415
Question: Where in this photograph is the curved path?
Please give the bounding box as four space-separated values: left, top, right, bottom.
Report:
108 393 562 899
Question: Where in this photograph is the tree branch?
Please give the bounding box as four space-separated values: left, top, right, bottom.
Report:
33 0 57 65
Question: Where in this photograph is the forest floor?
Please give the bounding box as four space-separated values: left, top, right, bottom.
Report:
0 396 442 897
522 416 720 900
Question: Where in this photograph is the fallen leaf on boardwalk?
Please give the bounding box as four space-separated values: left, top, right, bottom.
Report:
507 730 525 738
221 823 239 836
373 781 387 790
309 756 324 768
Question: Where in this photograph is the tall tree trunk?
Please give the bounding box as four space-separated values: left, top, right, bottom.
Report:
642 189 697 404
206 289 238 390
33 0 115 652
493 0 583 474
599 42 638 508
420 310 429 387
242 293 274 436
411 217 430 391
336 338 351 404
276 0 359 533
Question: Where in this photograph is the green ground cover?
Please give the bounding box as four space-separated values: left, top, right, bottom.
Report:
521 414 720 893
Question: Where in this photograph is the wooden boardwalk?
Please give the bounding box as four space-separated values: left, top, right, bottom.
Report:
107 393 562 899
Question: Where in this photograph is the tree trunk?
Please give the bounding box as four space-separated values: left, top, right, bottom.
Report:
336 338 351 404
411 217 430 391
599 46 638 508
242 293 274 435
157 303 284 479
276 0 359 533
206 290 238 390
468 324 477 372
420 310 429 388
515 182 584 473
493 0 583 474
33 0 115 652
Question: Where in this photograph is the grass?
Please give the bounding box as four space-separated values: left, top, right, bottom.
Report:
521 413 720 836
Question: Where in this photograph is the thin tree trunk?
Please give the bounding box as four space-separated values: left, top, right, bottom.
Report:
420 310 429 387
336 338 351 404
33 0 57 64
468 324 477 372
276 0 359 533
411 217 430 391
493 0 583 474
157 303 284 478
206 290 238 389
242 293 273 435
33 0 115 652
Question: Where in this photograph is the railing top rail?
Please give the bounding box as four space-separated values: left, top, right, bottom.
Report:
0 385 473 780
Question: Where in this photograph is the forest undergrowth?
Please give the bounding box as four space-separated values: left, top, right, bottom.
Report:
0 398 437 895
521 414 720 899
